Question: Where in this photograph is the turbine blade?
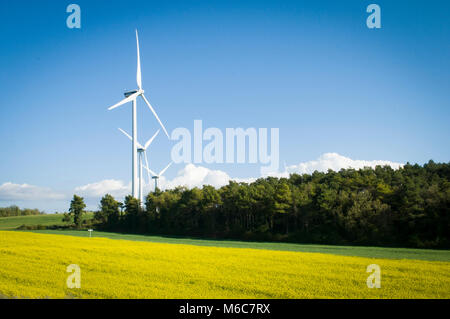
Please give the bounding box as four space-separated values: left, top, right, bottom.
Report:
141 94 170 138
118 128 144 149
118 127 132 141
144 129 160 150
143 165 157 177
144 151 151 185
108 92 139 110
159 162 173 176
136 29 142 90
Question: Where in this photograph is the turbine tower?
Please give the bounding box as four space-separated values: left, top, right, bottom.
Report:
144 162 173 192
118 128 159 205
107 30 169 199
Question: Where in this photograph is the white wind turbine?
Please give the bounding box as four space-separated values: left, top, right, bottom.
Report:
108 29 169 199
118 128 159 205
143 162 173 192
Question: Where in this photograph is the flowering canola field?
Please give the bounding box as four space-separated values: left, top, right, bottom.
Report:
0 231 449 298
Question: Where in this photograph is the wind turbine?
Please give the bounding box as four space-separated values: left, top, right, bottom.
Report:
118 128 159 205
143 162 173 192
107 29 169 199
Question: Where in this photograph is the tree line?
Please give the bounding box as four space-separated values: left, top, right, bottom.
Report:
0 205 44 217
69 160 449 248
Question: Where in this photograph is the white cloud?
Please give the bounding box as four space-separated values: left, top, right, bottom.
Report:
72 153 404 199
284 153 403 176
74 164 253 200
74 179 131 198
161 164 231 190
0 182 65 201
145 153 403 190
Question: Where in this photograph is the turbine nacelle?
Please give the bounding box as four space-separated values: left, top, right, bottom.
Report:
118 127 159 152
143 162 172 179
124 90 138 98
109 89 168 138
124 89 145 98
144 162 172 192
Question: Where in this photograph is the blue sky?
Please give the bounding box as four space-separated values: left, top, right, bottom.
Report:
0 0 449 211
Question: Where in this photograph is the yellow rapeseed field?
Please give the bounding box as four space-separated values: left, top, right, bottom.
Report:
0 231 449 298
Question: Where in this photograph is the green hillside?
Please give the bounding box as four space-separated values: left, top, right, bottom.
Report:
0 213 93 230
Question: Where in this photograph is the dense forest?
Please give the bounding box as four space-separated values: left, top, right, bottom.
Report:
84 161 449 248
0 205 43 217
